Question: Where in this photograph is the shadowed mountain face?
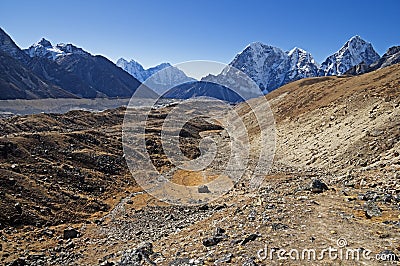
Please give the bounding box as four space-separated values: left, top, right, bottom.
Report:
0 28 30 65
55 54 142 98
346 46 400 75
0 28 78 99
0 28 147 100
162 81 245 103
27 56 99 98
0 51 77 99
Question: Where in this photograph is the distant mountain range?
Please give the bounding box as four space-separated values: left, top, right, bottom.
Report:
116 58 195 94
202 36 389 95
0 28 156 100
0 27 399 101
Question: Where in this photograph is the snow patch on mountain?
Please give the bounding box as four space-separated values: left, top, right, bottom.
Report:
116 58 147 82
208 36 380 94
285 47 319 82
206 42 319 93
25 39 89 60
228 42 290 92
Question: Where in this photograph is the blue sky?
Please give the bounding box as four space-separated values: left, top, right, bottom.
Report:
1 0 399 68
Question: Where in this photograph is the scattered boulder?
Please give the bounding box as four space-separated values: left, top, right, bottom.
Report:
14 202 22 214
202 227 228 247
99 261 115 266
198 185 210 193
214 203 227 210
241 233 259 246
271 223 289 231
118 242 155 266
202 237 221 247
242 257 258 266
248 210 256 221
310 179 329 193
63 228 80 239
198 204 209 211
169 258 191 265
41 228 54 237
363 201 382 218
215 253 233 264
9 258 27 266
215 227 226 236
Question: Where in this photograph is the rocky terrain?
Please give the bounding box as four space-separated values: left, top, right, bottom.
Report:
0 64 400 265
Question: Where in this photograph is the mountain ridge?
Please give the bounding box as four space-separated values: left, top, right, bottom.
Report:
1 27 399 101
202 35 388 96
116 58 195 94
345 45 400 75
0 28 156 100
319 35 380 76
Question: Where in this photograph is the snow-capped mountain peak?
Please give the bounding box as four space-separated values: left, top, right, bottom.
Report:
319 35 380 76
211 43 319 93
288 47 304 56
228 42 289 92
116 58 147 82
25 39 90 60
116 58 195 92
209 36 380 94
36 38 52 48
284 47 319 82
55 43 88 56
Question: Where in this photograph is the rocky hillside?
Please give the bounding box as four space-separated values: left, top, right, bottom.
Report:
0 64 399 265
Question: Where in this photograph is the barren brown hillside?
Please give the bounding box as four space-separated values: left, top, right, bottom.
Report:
0 65 399 265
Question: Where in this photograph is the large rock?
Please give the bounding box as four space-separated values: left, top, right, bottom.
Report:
363 201 382 218
63 228 79 239
310 179 329 193
118 242 155 266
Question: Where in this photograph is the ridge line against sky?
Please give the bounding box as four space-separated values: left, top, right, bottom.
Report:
1 0 399 68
